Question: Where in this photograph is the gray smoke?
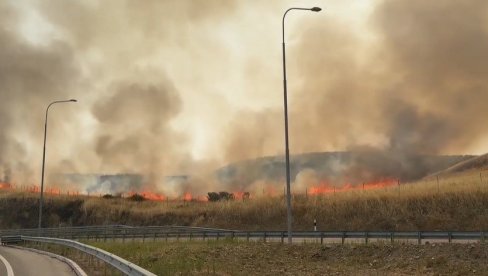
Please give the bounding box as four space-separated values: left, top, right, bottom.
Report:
1 1 488 196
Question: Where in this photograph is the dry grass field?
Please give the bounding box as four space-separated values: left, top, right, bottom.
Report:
1 170 487 231
5 170 488 275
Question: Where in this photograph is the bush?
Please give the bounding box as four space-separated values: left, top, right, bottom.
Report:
218 191 234 201
207 192 220 202
207 191 239 201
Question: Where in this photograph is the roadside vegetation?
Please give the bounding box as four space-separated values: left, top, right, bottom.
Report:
24 239 488 275
0 170 487 231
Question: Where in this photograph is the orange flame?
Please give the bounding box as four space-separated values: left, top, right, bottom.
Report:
183 192 192 201
309 179 398 195
140 191 166 201
0 182 11 190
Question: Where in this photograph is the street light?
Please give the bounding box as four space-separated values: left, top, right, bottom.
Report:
282 7 321 244
38 99 77 233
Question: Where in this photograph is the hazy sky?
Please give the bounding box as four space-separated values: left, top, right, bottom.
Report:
1 0 487 184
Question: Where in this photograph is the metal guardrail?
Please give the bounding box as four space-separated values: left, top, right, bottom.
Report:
0 226 485 275
0 225 234 240
0 235 22 244
1 225 485 245
21 236 156 276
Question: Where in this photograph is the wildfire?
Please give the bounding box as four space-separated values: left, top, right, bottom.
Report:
0 182 11 189
27 185 40 193
183 192 192 201
25 185 61 195
47 187 61 195
128 191 166 201
309 179 398 195
231 191 251 200
141 191 166 201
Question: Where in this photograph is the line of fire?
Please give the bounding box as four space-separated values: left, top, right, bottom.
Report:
0 152 472 202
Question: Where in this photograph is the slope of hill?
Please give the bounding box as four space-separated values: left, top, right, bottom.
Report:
431 153 488 176
216 151 473 188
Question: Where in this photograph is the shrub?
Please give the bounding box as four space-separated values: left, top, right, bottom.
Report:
207 192 220 202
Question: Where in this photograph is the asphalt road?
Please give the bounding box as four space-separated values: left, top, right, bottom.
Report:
0 245 76 276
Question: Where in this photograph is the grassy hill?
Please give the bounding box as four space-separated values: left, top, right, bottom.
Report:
1 168 487 231
1 151 486 231
216 151 473 188
429 153 488 176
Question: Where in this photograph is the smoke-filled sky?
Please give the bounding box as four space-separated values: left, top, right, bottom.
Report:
1 0 488 190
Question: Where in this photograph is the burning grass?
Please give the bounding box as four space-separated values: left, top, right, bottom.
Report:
0 170 487 231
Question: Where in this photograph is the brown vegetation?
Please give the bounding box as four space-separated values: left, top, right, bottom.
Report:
0 171 487 231
27 240 488 275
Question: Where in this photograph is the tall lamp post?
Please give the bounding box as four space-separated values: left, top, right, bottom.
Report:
282 7 321 244
38 99 77 233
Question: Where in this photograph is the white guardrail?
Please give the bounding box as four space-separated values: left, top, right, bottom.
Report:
20 236 156 276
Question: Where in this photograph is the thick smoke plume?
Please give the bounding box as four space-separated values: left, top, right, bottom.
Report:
1 1 488 196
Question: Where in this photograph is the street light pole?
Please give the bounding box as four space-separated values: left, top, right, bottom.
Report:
38 99 77 233
282 7 321 244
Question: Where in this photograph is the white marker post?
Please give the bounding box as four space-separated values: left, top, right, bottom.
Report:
314 219 317 232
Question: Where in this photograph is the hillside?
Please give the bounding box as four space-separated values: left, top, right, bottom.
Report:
430 153 488 176
1 170 487 231
216 151 473 188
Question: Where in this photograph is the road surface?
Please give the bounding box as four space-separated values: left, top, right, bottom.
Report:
0 245 76 276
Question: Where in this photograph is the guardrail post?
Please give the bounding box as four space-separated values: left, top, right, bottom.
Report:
482 231 485 243
165 232 169 242
281 232 284 243
203 232 206 241
153 232 156 242
365 232 369 244
448 232 452 243
216 232 220 241
190 232 193 241
231 231 235 240
417 232 421 245
246 232 250 242
341 231 346 245
142 232 145 243
263 232 267 242
390 232 394 244
320 232 324 245
177 232 180 242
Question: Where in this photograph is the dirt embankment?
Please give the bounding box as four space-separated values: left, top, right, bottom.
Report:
86 241 488 275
